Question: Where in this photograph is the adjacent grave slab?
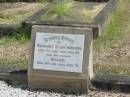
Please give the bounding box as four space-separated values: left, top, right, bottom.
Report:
39 2 106 23
23 0 119 37
0 3 48 25
0 2 49 36
28 25 93 93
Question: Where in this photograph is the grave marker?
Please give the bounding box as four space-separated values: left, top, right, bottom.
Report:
28 25 93 93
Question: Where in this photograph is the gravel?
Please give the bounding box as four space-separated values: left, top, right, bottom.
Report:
0 81 130 97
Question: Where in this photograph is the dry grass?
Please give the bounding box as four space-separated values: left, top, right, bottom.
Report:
0 2 48 24
75 2 106 21
0 38 29 69
94 39 130 75
94 0 130 75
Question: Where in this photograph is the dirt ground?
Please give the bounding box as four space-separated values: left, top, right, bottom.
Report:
94 33 130 75
0 3 29 11
0 41 30 69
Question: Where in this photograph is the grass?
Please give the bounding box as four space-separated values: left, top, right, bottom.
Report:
0 3 48 24
0 36 29 69
0 2 48 69
0 2 49 69
94 0 130 75
0 26 30 69
48 0 74 19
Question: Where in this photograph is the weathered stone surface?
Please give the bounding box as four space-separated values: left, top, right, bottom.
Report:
28 25 93 94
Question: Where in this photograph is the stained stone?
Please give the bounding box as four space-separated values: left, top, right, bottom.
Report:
28 25 93 94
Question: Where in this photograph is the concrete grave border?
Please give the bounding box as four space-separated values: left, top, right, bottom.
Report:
23 0 120 38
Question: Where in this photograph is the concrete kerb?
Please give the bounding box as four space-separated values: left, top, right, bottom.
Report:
0 24 20 36
94 0 120 37
1 69 130 93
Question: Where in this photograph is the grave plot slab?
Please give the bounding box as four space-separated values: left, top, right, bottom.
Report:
0 2 49 35
0 3 48 25
39 2 106 23
23 0 119 37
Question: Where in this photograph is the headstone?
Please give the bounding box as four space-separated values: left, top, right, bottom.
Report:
28 25 93 93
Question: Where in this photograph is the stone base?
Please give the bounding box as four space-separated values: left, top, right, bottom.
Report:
28 74 88 94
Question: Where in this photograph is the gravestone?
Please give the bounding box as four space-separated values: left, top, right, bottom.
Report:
28 25 93 93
